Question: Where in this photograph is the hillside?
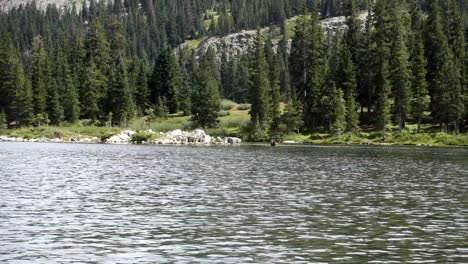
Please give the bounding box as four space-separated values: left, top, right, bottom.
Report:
182 11 369 62
0 0 86 11
0 0 466 143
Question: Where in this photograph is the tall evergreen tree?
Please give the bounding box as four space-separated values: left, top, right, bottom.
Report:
332 84 347 135
16 78 34 126
0 33 19 125
390 2 411 132
374 0 393 140
269 55 282 140
289 8 311 105
233 56 250 103
425 0 447 123
305 4 326 131
30 36 49 117
107 60 135 124
134 60 151 114
410 34 429 133
282 86 303 134
249 30 271 128
81 56 106 120
338 36 359 132
191 55 221 128
166 52 183 113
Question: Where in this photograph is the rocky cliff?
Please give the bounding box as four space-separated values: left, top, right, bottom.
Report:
0 0 89 11
183 12 368 62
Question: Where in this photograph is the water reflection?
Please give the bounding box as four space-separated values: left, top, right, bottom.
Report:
0 143 467 263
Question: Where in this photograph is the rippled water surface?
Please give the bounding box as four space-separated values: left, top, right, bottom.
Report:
0 142 468 263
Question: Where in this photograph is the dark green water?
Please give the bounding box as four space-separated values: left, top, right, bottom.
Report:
0 142 467 263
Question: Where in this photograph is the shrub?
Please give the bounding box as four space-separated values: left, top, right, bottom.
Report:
100 132 115 143
237 104 251 111
131 132 154 144
221 100 237 111
218 110 231 117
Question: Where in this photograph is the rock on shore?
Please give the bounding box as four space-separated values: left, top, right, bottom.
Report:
150 129 241 145
0 129 241 145
0 135 99 143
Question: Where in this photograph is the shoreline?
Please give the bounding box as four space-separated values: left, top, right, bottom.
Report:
1 134 467 148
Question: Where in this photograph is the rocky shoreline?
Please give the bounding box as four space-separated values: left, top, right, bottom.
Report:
0 129 242 146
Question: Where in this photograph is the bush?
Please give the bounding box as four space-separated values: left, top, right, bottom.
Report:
433 133 466 146
131 132 154 144
237 104 251 111
221 100 237 111
218 110 231 117
100 132 115 143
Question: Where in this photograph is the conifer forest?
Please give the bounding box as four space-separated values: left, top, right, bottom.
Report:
0 0 467 142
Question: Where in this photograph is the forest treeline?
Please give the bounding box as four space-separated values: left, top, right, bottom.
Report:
0 0 466 141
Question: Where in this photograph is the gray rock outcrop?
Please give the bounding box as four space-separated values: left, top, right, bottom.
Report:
152 129 241 146
106 130 136 144
181 11 367 63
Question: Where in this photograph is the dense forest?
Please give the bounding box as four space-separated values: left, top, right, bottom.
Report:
0 0 466 141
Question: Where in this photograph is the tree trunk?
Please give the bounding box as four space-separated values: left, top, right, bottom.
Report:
383 118 387 142
417 117 421 133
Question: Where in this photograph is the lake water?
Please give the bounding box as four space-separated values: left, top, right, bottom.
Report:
0 142 467 263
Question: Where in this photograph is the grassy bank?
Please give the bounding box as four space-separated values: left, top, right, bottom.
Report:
283 131 468 147
1 103 467 147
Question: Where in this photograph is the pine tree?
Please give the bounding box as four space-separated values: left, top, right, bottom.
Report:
178 73 192 116
30 36 49 117
149 50 171 103
410 34 429 133
278 28 291 97
233 56 250 103
47 80 64 125
249 30 271 128
345 0 362 65
289 8 310 105
425 0 447 124
16 78 34 126
338 34 359 132
81 57 105 120
445 52 465 134
155 96 168 119
220 51 232 98
86 19 111 76
305 4 326 131
269 55 282 140
332 85 347 135
374 0 393 141
282 86 303 134
167 52 183 113
445 0 466 133
191 54 221 128
358 7 376 123
0 33 22 125
134 60 151 113
390 2 411 132
0 110 6 128
63 66 80 124
107 60 135 124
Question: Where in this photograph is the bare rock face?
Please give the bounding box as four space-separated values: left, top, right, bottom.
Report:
185 12 368 63
321 11 368 35
0 0 94 11
195 30 258 62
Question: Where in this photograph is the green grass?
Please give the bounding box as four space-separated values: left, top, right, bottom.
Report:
2 110 467 147
291 131 468 147
183 37 207 50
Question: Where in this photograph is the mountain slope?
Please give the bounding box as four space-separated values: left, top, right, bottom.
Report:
182 11 368 62
0 0 87 11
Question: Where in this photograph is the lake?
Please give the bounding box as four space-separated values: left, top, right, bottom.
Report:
0 142 467 263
